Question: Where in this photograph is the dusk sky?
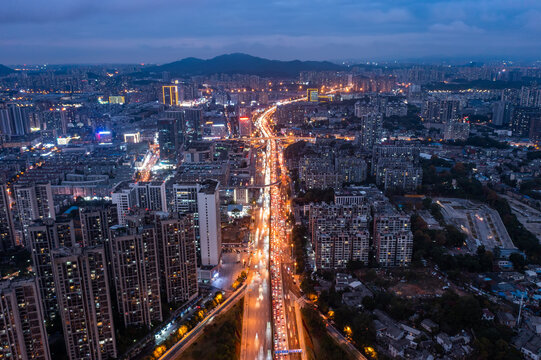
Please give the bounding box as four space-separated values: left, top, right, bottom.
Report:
1 0 541 64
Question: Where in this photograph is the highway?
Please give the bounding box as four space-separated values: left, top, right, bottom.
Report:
240 114 274 360
247 95 363 360
247 101 305 360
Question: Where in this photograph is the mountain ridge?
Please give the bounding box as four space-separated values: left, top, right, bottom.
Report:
144 53 345 78
0 64 15 76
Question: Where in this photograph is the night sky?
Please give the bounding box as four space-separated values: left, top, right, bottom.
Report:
1 0 540 64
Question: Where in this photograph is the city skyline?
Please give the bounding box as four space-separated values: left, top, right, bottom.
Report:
1 0 541 64
3 3 541 358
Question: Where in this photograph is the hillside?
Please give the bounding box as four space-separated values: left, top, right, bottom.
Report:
145 53 344 78
0 64 15 76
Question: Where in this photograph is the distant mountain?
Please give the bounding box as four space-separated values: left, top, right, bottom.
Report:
145 53 345 78
0 64 15 76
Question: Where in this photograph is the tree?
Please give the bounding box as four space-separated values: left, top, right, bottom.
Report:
510 252 526 272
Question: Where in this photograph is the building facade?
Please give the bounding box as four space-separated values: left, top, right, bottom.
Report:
309 203 371 270
0 278 51 360
28 217 77 319
109 214 162 327
0 184 15 249
156 214 198 304
373 211 413 267
197 180 222 267
52 246 117 360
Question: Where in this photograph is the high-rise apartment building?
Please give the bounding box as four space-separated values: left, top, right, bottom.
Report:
0 104 31 136
79 204 117 247
184 108 202 141
356 113 383 149
0 278 51 360
335 156 367 184
511 107 541 138
373 207 413 267
109 213 162 327
372 144 420 169
112 181 167 224
164 109 186 147
421 99 460 124
79 204 118 278
156 213 198 304
371 144 422 192
0 184 15 249
28 217 77 319
111 182 136 225
492 101 513 126
133 181 168 211
309 203 371 269
52 246 117 360
298 155 342 190
520 86 541 108
197 180 222 267
238 115 252 137
158 118 179 161
375 163 423 192
14 182 55 245
172 183 200 214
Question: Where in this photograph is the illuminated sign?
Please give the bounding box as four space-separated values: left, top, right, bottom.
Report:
123 132 140 143
109 96 125 105
307 88 319 102
57 137 71 145
96 131 112 144
162 86 179 106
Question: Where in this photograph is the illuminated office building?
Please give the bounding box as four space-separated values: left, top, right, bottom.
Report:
158 118 179 160
162 85 179 106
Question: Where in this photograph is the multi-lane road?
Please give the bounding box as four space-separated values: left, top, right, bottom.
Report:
250 102 305 360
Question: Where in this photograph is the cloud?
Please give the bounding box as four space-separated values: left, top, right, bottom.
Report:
0 0 541 63
0 0 175 24
346 8 413 23
519 10 541 31
429 21 484 34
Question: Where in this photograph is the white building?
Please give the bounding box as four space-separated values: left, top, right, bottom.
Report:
172 183 200 214
111 182 135 225
197 180 222 267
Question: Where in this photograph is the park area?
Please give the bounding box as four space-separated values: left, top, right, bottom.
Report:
180 298 244 360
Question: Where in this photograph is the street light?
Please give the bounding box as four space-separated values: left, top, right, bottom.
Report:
344 326 353 340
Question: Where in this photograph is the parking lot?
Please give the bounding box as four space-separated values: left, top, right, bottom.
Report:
436 198 516 252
